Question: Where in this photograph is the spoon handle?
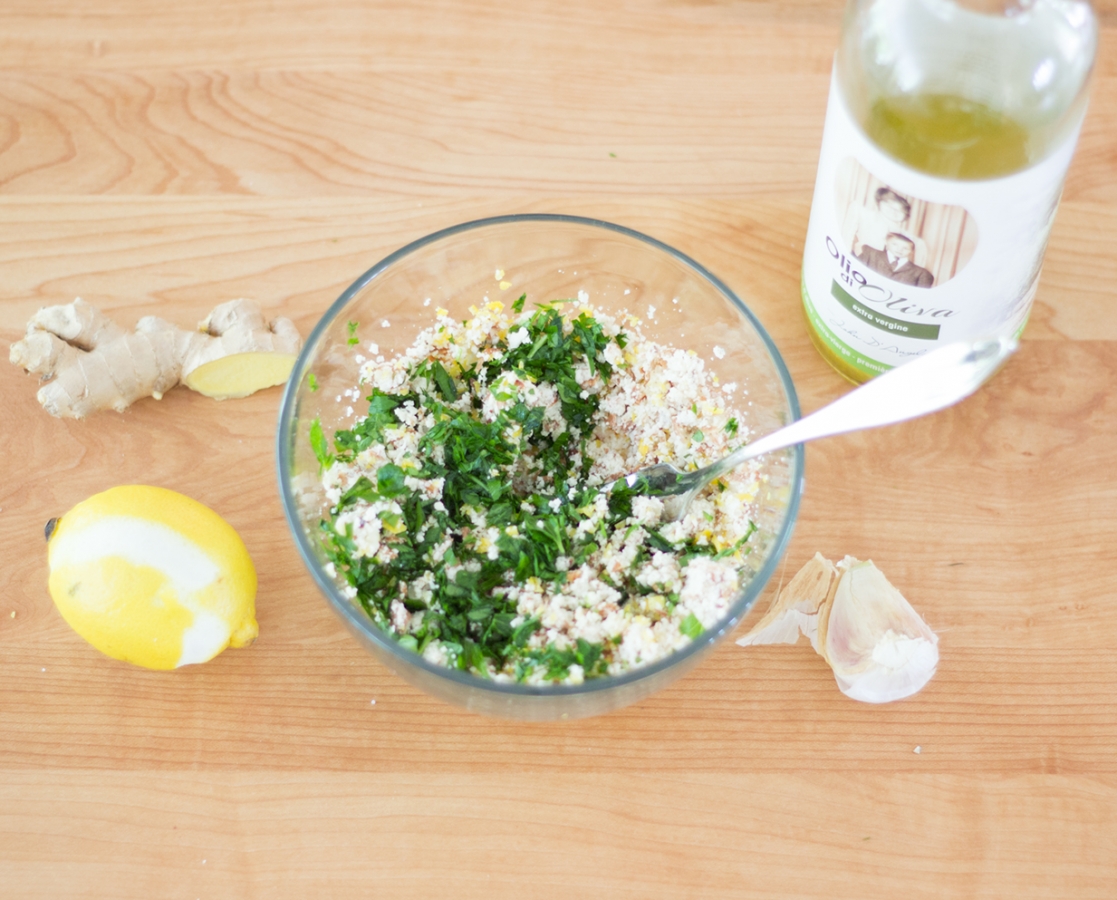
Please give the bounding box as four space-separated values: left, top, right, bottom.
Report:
707 336 1016 476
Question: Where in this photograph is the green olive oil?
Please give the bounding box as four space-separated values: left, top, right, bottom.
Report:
864 94 1031 181
801 0 1096 383
810 94 1033 382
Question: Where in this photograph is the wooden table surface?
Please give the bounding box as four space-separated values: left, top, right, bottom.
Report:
2 1 1116 896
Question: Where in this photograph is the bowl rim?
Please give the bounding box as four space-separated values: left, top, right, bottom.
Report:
277 213 804 700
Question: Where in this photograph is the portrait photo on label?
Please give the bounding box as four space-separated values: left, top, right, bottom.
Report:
834 157 977 290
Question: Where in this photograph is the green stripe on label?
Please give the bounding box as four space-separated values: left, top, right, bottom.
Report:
830 282 940 340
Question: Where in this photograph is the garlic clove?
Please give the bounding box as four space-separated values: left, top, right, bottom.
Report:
818 558 939 704
738 554 939 703
736 552 838 651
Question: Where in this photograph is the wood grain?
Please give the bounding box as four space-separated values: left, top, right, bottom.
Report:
3 772 1115 900
1 196 1114 342
2 0 1116 896
0 3 1112 200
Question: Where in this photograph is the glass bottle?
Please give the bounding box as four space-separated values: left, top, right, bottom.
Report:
800 0 1097 383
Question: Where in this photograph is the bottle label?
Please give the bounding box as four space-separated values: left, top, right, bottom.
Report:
801 66 1081 377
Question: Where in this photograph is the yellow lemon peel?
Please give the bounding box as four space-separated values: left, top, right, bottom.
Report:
46 485 258 670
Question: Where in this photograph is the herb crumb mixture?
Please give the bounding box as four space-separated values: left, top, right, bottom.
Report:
317 297 763 685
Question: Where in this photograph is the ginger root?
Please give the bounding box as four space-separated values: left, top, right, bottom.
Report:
10 298 302 418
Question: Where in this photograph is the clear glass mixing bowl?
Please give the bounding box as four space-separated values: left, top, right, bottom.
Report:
277 214 803 719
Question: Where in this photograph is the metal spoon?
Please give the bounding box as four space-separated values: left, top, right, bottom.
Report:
610 336 1017 521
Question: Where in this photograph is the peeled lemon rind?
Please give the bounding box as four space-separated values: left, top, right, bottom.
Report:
47 485 258 670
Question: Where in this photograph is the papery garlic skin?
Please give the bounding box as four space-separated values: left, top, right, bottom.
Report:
735 552 837 652
738 553 939 704
820 559 939 704
832 632 940 703
740 608 820 648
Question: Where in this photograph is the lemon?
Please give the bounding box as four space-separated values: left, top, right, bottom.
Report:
46 485 258 670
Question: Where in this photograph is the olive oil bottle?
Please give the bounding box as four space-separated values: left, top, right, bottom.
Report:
801 0 1097 383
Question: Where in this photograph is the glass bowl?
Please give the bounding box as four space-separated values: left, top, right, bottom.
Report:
277 214 803 720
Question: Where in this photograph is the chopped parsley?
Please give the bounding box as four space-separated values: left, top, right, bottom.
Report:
316 301 761 685
309 417 333 472
679 613 704 640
